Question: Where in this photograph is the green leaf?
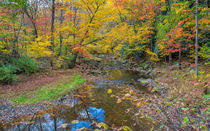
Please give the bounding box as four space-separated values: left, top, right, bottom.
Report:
97 122 108 129
183 117 189 125
181 108 188 111
125 93 130 97
58 123 68 129
107 89 112 94
122 126 132 131
71 120 79 124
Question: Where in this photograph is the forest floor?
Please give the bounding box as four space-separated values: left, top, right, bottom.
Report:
0 57 209 130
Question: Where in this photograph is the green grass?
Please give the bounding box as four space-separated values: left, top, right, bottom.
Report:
11 75 85 105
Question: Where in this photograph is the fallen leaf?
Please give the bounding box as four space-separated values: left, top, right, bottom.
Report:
129 89 133 95
107 89 112 94
58 123 67 129
71 120 79 124
117 98 122 103
136 102 141 108
125 93 131 97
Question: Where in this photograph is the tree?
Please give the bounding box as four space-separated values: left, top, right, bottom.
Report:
51 0 55 53
195 0 199 77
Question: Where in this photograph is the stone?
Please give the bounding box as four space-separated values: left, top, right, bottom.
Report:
152 86 168 95
137 78 152 84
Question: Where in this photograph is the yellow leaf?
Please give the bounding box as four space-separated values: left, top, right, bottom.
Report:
58 123 68 129
136 102 141 108
117 98 122 104
129 89 133 95
71 120 79 124
107 89 112 94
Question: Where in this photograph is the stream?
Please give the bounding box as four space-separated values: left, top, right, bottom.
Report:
0 66 153 131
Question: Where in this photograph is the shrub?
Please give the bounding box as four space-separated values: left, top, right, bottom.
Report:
11 57 39 74
0 64 18 84
65 54 75 61
54 55 75 69
0 61 3 67
63 54 75 69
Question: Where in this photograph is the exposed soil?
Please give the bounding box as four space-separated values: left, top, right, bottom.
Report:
0 69 75 94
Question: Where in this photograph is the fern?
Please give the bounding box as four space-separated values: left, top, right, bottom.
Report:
0 64 18 84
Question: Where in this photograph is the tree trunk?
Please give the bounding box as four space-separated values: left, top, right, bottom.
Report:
168 35 172 65
70 52 78 69
166 0 171 12
39 117 43 131
12 13 24 57
165 55 167 63
59 9 64 56
169 48 172 65
73 7 78 50
32 21 38 38
178 43 182 70
53 116 57 131
195 0 199 77
23 7 38 38
50 0 55 67
51 0 55 53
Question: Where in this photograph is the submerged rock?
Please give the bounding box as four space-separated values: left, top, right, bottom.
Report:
145 70 153 75
137 78 152 84
152 86 168 95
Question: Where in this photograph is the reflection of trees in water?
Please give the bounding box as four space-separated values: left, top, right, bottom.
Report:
109 69 143 81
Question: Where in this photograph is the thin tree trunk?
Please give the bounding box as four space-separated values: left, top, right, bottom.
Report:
12 13 24 57
165 55 167 63
73 7 78 50
71 52 78 68
169 48 172 65
59 9 64 56
24 7 38 38
39 117 43 131
44 8 47 37
195 0 199 77
168 35 172 65
141 0 153 51
178 43 182 70
53 116 57 131
51 0 55 53
50 0 55 67
166 0 171 12
32 22 38 38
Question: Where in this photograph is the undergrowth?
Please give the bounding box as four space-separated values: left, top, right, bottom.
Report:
0 64 18 84
11 57 39 74
152 65 209 130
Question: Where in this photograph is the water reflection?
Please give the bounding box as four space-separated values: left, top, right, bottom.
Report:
108 70 142 81
71 107 105 131
2 106 105 131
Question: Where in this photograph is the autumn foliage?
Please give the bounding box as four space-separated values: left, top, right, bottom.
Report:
0 0 209 67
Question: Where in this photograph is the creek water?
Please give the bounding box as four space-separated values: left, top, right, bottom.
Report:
0 69 152 131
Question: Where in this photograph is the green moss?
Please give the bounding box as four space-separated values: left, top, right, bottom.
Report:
11 75 85 105
11 96 28 105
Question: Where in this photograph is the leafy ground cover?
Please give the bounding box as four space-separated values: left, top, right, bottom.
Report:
11 75 84 105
